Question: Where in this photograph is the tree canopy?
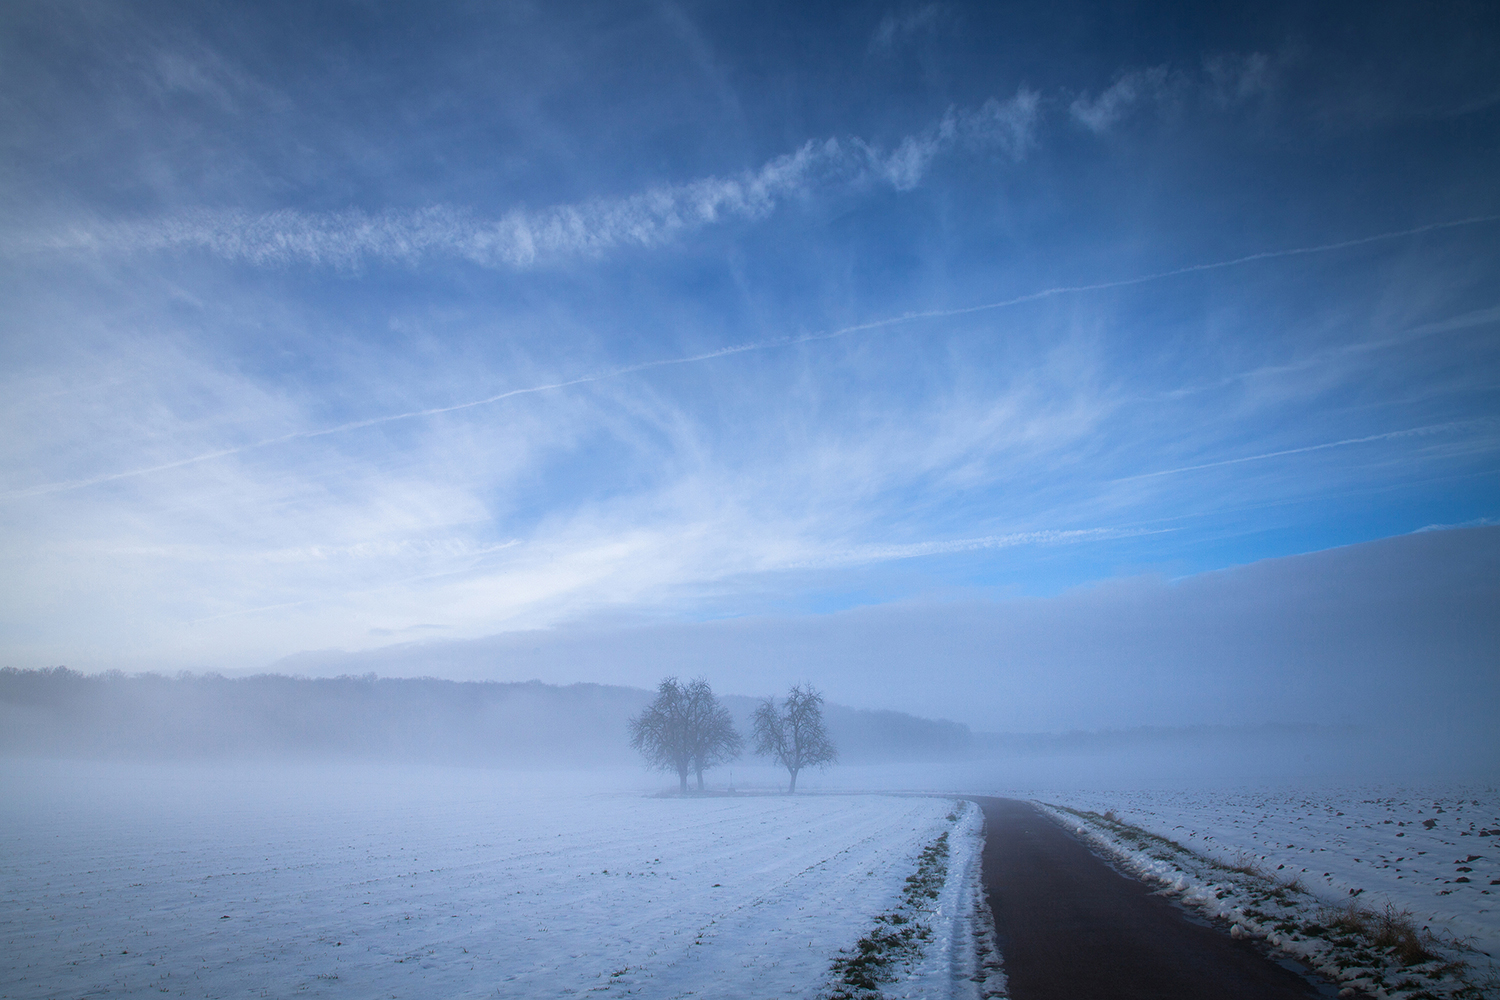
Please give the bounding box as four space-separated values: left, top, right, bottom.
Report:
629 676 741 792
752 683 837 793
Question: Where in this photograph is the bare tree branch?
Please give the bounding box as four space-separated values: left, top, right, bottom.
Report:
752 683 837 793
630 676 741 792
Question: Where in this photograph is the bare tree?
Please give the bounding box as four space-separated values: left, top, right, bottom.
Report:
630 677 694 792
630 676 741 792
685 678 742 791
752 683 837 793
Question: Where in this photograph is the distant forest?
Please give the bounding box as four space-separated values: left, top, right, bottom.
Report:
0 668 973 766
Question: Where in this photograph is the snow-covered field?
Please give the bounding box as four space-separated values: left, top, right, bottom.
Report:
1042 787 1500 955
1036 786 1499 998
0 761 984 999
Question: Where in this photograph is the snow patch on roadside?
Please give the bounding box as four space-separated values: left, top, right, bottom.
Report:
1035 786 1500 957
824 800 1006 1000
1037 801 1496 1000
892 801 1007 999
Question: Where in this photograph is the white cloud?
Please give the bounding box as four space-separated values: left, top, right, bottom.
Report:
1071 53 1277 134
856 91 1039 190
0 294 1125 671
1203 51 1275 108
796 527 1162 568
1070 66 1171 133
869 5 947 53
8 92 1041 271
959 92 1043 157
9 150 840 270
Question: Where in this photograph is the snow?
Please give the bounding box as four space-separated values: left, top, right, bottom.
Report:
1029 785 1500 999
886 802 1005 1000
1037 786 1500 957
0 760 981 999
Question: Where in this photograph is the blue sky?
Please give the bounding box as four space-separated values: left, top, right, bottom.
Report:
1 1 1497 699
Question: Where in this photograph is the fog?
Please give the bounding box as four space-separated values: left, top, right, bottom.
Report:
6 529 1494 787
274 527 1498 734
221 526 1497 784
4 527 1494 786
0 669 967 769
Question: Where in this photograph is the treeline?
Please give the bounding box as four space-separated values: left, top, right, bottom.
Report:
0 667 973 765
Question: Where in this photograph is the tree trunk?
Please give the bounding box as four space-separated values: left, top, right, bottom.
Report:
679 771 688 793
695 769 705 791
788 768 799 793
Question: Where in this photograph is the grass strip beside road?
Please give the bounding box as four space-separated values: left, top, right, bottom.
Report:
823 807 960 999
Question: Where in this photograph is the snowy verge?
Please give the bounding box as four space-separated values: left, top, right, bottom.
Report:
1038 802 1496 1000
822 799 1007 1000
1031 786 1500 957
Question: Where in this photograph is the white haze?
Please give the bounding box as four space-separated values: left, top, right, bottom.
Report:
274 527 1499 739
5 527 1493 787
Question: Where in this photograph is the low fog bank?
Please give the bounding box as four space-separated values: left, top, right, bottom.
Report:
3 668 1481 784
967 723 1499 786
272 527 1499 745
0 669 967 767
7 529 1493 783
736 724 1499 791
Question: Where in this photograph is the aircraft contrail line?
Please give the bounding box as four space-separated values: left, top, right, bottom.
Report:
1114 421 1487 483
5 213 1496 501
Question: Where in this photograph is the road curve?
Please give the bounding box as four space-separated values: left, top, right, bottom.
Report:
974 796 1334 1000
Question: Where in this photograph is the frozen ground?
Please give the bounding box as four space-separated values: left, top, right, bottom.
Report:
0 761 981 999
1041 786 1500 956
1035 786 1499 999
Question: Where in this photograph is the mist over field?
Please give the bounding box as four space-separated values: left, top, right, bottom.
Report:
6 525 1493 786
0 669 970 768
270 526 1500 747
7 523 1495 784
2 3 1498 997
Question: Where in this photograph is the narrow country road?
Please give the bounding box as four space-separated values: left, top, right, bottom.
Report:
975 797 1335 1000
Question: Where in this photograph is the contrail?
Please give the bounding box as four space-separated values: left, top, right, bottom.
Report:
0 348 798 499
836 212 1500 328
1114 421 1484 483
6 213 1496 501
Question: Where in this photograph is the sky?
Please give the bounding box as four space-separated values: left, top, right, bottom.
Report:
2 1 1497 727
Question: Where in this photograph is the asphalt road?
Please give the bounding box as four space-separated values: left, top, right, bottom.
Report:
975 797 1337 1000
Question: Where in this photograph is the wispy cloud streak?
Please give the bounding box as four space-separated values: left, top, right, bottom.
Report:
804 526 1169 568
0 342 821 499
1071 66 1171 132
1070 53 1276 133
6 213 1495 502
182 527 1161 625
9 94 1039 271
887 214 1500 323
1115 422 1490 482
